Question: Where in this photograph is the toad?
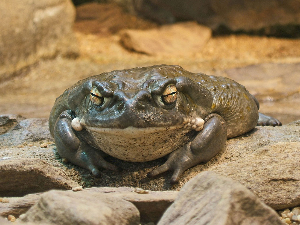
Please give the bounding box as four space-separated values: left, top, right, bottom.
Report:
49 65 281 183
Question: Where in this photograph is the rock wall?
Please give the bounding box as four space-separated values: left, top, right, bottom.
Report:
0 0 78 82
132 0 300 36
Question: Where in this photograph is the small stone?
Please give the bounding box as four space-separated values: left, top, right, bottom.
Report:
287 212 294 219
183 118 189 124
134 188 149 194
291 214 298 221
292 207 300 216
40 143 48 148
285 218 292 224
18 214 26 220
62 158 69 163
282 209 291 218
7 215 16 222
72 186 83 192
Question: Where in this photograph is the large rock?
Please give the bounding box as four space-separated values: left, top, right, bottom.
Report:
86 187 177 223
0 158 79 197
158 171 284 225
219 63 300 102
217 63 300 124
20 189 138 225
1 187 177 223
202 121 300 210
133 0 300 36
209 137 300 210
120 22 211 56
0 115 25 135
0 193 41 218
0 117 51 147
74 2 157 35
0 0 78 82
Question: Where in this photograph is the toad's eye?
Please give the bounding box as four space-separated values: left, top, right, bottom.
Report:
161 84 177 105
90 87 104 106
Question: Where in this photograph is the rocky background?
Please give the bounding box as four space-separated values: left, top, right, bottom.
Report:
0 0 300 224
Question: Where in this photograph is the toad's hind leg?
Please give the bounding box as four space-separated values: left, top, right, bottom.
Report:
54 110 118 176
251 95 282 126
257 112 282 126
148 114 227 184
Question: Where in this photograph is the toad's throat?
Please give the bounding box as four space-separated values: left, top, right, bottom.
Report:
86 125 192 162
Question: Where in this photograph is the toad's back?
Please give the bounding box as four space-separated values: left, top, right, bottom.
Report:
187 73 259 138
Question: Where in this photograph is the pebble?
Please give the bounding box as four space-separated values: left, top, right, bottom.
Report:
72 186 83 192
7 215 16 222
280 207 300 225
62 158 69 163
40 143 48 148
134 188 150 194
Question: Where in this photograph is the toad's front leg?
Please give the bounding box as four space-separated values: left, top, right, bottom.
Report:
53 110 118 176
148 114 227 184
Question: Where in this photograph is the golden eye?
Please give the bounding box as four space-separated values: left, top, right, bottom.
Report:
161 84 177 105
90 87 104 106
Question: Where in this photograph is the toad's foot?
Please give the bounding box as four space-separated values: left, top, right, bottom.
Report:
258 112 282 126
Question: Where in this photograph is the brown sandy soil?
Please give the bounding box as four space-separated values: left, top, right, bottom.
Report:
0 3 300 123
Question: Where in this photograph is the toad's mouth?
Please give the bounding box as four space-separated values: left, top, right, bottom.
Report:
87 124 186 137
86 125 192 162
71 117 204 162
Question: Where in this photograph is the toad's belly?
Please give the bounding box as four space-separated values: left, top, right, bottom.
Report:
86 125 192 162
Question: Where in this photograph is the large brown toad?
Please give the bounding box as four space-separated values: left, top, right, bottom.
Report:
49 65 281 183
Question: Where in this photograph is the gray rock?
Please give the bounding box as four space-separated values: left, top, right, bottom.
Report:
120 22 211 55
0 115 25 135
0 0 78 82
132 0 300 36
1 187 177 224
0 158 78 197
220 63 300 102
158 171 284 225
20 189 140 225
86 187 177 223
208 122 300 210
217 63 300 124
0 118 51 147
0 193 41 218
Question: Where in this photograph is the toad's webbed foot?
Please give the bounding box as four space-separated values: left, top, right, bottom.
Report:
148 114 227 184
54 110 118 176
257 112 282 126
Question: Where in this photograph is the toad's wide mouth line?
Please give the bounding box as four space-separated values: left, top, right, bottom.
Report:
86 124 188 137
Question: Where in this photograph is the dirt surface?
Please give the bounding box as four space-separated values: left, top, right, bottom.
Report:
0 2 300 122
